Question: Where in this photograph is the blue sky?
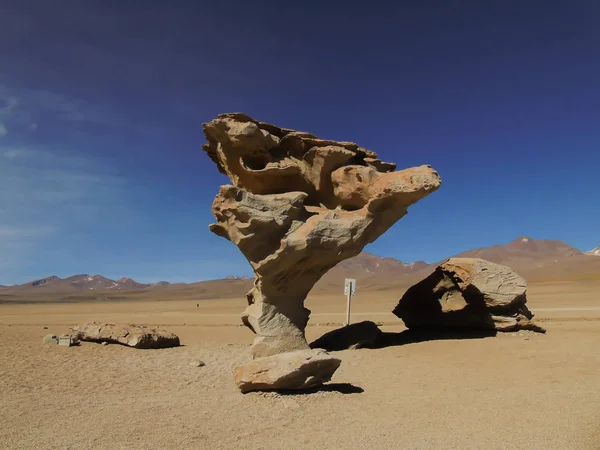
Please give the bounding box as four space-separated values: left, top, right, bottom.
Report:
1 1 599 284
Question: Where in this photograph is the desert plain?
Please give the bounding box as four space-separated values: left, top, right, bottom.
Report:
1 279 599 450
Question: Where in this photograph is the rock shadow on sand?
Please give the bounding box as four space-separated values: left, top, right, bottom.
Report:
309 321 497 352
255 383 364 396
375 328 498 348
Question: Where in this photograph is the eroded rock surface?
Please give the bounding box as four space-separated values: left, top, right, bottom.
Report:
203 113 441 358
233 349 341 393
72 322 180 349
392 258 546 333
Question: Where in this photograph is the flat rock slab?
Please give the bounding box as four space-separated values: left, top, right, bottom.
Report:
71 322 180 349
234 349 341 393
310 321 383 351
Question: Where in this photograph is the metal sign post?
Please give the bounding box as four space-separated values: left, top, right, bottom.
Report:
344 278 356 326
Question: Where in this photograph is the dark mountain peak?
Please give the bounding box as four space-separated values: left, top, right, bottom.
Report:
30 276 61 287
118 277 135 283
67 274 104 281
407 260 430 271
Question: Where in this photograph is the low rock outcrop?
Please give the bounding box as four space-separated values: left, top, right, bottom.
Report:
233 349 341 393
310 321 383 351
203 113 441 359
71 323 180 349
393 258 545 333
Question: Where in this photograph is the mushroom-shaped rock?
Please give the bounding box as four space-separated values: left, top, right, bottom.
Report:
203 113 442 358
392 258 546 333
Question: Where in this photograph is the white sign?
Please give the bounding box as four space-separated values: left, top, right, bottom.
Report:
58 336 72 347
344 278 356 296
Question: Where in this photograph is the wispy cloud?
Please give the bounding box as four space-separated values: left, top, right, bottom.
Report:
3 148 43 160
0 225 56 239
0 92 18 114
0 89 22 135
0 84 126 134
0 147 128 271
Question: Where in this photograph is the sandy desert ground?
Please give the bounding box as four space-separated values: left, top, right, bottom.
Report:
1 280 600 450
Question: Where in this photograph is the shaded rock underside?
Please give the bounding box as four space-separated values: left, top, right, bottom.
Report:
393 258 546 333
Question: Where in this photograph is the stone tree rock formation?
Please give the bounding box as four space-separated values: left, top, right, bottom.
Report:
393 258 546 333
203 113 441 358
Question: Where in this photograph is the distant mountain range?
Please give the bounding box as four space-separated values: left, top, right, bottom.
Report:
2 274 155 293
1 237 599 300
455 236 583 266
